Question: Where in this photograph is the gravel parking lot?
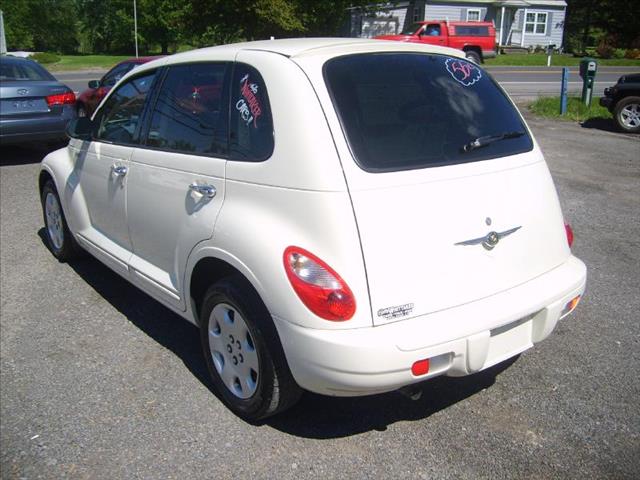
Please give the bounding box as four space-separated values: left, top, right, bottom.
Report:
1 114 639 479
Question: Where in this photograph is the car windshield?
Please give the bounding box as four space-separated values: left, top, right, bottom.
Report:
0 60 54 81
400 23 423 35
324 53 533 172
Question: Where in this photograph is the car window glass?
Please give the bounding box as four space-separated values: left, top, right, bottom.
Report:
324 53 533 172
145 63 229 156
0 61 53 81
102 63 133 87
229 63 274 161
95 71 156 145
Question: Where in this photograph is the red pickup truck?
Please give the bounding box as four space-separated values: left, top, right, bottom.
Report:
375 21 496 64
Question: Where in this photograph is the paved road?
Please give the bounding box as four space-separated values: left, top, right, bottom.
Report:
55 65 639 102
1 114 639 478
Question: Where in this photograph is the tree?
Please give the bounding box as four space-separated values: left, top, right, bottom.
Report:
77 0 136 54
2 0 78 53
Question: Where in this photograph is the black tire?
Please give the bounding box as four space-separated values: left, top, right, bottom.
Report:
199 274 302 421
465 50 482 64
40 179 80 262
614 96 640 133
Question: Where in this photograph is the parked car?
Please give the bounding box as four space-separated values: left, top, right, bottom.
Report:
599 73 640 133
375 20 496 63
40 39 586 422
0 55 76 145
76 56 162 117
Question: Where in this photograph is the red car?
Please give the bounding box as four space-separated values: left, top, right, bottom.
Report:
375 20 496 64
76 56 162 117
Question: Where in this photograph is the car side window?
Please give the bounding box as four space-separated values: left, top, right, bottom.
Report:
145 63 230 156
94 71 157 145
230 63 274 161
102 63 133 87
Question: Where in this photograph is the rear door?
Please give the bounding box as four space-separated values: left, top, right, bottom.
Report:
126 62 230 309
323 53 569 325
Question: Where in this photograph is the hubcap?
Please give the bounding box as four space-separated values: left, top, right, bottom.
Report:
620 103 640 128
208 303 259 399
45 192 64 251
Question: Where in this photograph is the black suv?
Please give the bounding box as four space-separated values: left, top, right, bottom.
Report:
600 73 640 133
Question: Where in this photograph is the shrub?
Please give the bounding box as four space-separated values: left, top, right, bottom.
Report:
596 38 615 59
624 48 640 59
29 52 60 64
612 48 626 59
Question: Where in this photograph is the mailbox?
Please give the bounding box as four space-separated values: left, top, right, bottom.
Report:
579 57 598 107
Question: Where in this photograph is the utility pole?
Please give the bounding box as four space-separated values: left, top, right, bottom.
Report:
0 10 7 55
133 0 139 57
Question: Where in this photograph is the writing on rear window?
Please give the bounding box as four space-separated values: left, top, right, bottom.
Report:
236 74 263 128
445 58 482 87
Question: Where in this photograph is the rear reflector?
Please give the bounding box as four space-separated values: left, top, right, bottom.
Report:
564 223 574 248
46 92 76 106
411 359 430 376
560 295 581 318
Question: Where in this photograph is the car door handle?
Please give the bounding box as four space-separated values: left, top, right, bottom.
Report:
189 183 216 198
111 165 128 177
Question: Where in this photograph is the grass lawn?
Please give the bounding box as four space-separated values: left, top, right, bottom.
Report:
47 55 132 71
528 96 612 122
485 53 640 67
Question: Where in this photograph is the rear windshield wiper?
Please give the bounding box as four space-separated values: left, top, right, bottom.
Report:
462 131 526 153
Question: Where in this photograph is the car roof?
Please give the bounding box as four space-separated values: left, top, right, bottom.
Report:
133 37 464 74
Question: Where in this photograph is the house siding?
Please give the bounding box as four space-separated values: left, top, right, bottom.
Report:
515 7 565 48
348 1 566 49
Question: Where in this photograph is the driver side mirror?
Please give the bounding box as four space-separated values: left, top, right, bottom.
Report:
88 80 100 89
66 117 94 141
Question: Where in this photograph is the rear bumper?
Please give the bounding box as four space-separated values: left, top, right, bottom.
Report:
273 255 587 396
482 49 497 59
0 106 75 145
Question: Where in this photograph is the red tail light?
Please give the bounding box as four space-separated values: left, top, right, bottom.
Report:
564 223 574 248
283 246 356 321
46 91 76 106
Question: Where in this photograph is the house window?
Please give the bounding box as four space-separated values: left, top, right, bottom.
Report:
525 12 547 35
466 9 481 22
412 5 424 22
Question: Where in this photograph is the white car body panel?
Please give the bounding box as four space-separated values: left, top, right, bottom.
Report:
41 38 587 399
127 149 226 310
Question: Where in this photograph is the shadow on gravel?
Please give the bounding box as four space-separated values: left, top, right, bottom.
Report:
0 143 67 166
37 228 518 439
266 359 516 439
580 117 620 133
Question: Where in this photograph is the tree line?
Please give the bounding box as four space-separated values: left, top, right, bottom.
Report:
2 0 638 56
2 0 385 55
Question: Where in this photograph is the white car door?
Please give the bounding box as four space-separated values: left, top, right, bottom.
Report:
126 62 229 310
74 70 158 276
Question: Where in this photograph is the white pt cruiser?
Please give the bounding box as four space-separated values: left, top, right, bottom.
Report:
40 39 587 421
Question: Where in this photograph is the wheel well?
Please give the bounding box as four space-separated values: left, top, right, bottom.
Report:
38 170 53 194
463 46 483 61
190 257 244 322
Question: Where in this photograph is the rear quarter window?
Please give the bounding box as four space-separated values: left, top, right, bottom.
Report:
324 53 532 172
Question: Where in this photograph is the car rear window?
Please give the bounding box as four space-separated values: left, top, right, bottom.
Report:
0 60 54 81
324 53 533 172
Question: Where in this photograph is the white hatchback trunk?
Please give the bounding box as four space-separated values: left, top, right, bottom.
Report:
40 38 586 421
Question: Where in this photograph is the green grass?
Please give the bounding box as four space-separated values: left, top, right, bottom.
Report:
485 53 640 67
46 55 132 71
529 96 612 122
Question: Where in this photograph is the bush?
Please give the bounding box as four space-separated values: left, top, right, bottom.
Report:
29 52 60 64
612 48 626 59
625 48 640 60
596 38 615 59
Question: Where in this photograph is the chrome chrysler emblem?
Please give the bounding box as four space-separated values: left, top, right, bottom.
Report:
455 226 522 251
17 88 29 96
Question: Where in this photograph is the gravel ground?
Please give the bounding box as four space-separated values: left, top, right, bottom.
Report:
1 115 639 479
